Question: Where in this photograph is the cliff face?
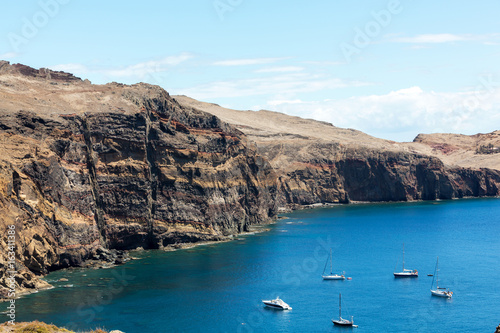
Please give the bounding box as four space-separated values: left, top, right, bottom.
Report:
174 95 500 205
337 149 500 202
1 62 498 297
0 62 277 297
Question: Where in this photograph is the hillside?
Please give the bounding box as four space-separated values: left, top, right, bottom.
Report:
174 95 500 206
0 62 277 297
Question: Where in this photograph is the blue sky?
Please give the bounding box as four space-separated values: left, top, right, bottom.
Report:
1 0 500 141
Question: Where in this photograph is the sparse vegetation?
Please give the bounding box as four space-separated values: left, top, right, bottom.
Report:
476 143 500 154
0 321 110 333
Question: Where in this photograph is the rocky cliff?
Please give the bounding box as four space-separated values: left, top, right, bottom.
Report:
0 61 499 297
174 95 500 206
0 62 277 297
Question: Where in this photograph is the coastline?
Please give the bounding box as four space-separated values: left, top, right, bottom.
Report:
4 195 500 303
4 199 500 333
1 219 278 303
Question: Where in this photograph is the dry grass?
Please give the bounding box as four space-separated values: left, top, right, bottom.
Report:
0 321 111 333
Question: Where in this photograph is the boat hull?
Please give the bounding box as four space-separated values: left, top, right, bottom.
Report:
322 275 345 280
394 272 418 278
332 319 353 326
262 300 292 310
431 289 452 298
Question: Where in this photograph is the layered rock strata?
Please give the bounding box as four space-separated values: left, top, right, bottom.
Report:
0 62 277 297
174 96 500 206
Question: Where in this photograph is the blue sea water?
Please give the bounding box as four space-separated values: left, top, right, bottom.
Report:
10 198 500 332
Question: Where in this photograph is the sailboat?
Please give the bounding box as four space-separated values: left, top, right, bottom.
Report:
393 243 418 277
322 248 345 280
430 256 453 298
332 293 357 327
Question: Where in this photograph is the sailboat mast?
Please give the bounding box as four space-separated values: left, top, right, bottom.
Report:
436 256 439 288
402 243 405 270
330 248 333 274
339 293 342 319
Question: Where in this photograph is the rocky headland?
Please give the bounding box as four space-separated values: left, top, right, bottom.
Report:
0 61 277 298
0 61 498 297
174 95 500 207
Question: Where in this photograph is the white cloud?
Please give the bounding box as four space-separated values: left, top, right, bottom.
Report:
267 99 304 106
213 57 288 66
49 63 90 74
303 60 346 66
47 53 193 83
264 86 500 142
0 52 19 59
387 33 500 45
179 73 370 99
391 33 467 43
255 66 304 73
104 53 193 77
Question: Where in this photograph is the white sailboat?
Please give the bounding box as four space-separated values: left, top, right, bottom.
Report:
393 243 418 277
322 248 345 280
430 256 453 298
332 293 357 327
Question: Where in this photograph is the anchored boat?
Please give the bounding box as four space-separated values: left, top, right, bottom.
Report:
262 296 292 310
332 293 357 327
322 248 345 280
430 257 453 298
394 243 418 277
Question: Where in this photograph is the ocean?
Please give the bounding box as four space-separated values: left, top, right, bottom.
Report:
12 198 500 332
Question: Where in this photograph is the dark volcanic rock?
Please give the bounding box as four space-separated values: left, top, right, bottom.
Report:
174 95 500 206
0 62 278 296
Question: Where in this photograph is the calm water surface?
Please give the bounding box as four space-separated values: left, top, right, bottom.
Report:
12 198 500 332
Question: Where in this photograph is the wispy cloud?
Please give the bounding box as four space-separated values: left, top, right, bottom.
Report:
0 52 19 59
213 57 288 66
267 99 305 106
303 60 346 66
387 33 500 44
391 33 467 43
48 53 193 83
104 53 193 77
179 73 370 99
255 66 304 73
50 63 90 74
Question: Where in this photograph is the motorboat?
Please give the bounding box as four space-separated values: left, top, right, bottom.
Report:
262 296 292 310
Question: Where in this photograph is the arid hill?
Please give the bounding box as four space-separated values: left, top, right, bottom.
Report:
174 95 500 206
410 132 500 170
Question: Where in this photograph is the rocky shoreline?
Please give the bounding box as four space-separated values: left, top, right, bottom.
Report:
0 321 124 333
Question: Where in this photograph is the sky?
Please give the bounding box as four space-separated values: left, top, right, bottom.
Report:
1 0 500 141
